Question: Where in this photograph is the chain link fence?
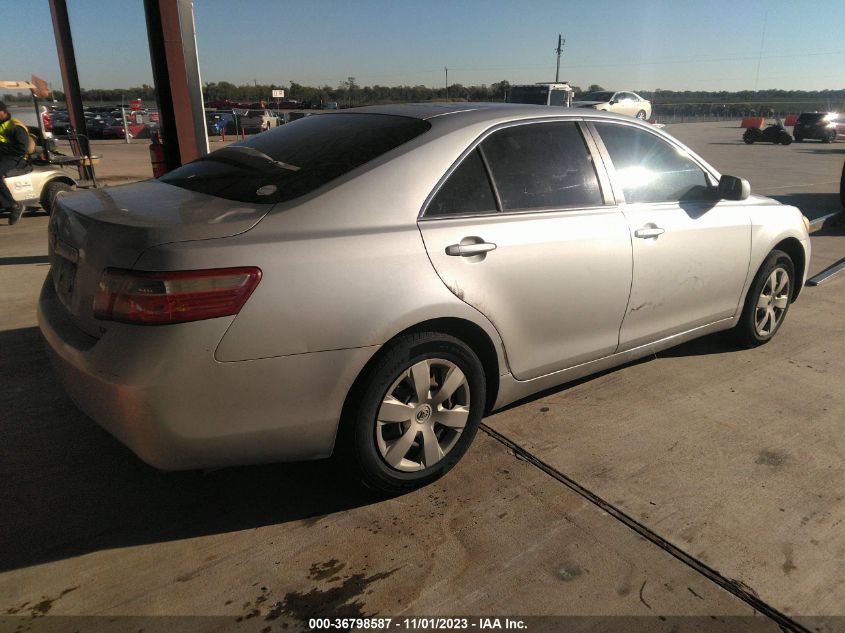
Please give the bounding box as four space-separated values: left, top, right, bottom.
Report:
652 100 845 124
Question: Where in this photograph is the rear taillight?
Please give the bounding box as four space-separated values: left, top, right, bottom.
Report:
93 267 262 325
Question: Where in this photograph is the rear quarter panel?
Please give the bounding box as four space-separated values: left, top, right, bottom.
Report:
133 134 510 371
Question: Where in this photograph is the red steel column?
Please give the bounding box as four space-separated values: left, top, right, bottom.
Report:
144 0 209 172
48 0 90 181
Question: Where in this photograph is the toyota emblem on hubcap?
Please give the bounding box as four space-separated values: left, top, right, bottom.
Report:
416 404 432 423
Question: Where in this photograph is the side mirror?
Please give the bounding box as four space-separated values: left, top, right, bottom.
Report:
718 175 750 201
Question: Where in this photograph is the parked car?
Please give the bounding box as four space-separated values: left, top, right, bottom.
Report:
84 114 114 140
831 114 845 140
206 110 236 135
101 123 131 140
50 114 72 136
572 90 652 119
793 112 838 143
38 104 810 492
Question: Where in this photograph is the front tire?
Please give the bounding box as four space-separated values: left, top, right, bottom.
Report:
348 332 486 494
732 250 794 348
636 110 647 120
743 130 756 144
41 181 73 215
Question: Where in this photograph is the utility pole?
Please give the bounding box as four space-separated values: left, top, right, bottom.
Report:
445 66 448 100
555 34 565 83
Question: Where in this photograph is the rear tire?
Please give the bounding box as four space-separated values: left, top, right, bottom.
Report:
743 130 755 144
794 135 803 142
41 181 73 215
732 250 794 348
346 332 486 494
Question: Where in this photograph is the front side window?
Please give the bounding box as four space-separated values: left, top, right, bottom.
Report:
594 122 712 204
480 122 603 211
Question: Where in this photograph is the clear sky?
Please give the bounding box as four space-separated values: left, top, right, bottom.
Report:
6 0 845 92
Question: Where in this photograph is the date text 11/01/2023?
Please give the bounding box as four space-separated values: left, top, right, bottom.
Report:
308 618 527 630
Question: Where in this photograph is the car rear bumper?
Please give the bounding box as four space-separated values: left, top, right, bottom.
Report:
794 125 829 138
37 276 378 470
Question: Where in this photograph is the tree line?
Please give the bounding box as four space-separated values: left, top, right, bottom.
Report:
3 80 843 114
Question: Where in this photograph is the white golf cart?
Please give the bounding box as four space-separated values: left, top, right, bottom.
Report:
2 79 97 216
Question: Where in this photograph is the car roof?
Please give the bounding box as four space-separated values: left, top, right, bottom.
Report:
338 102 637 125
322 102 719 181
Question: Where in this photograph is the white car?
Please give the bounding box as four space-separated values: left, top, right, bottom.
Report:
573 90 652 120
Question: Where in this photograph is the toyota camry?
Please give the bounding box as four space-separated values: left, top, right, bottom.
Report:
39 104 810 492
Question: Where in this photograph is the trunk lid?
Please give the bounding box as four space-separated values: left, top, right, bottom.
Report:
47 180 273 338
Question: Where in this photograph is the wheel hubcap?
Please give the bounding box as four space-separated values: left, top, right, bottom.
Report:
375 358 470 472
415 404 432 423
754 267 790 337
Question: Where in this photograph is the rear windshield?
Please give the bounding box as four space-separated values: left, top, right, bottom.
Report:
160 113 431 204
798 113 826 123
507 86 549 105
580 91 615 102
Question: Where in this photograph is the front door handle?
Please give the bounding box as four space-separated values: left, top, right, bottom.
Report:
445 242 497 257
634 227 665 239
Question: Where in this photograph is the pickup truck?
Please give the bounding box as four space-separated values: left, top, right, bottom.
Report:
233 109 279 133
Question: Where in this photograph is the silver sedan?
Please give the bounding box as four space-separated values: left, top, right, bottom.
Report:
38 104 810 492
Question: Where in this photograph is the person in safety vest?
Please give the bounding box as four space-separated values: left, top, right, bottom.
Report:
0 101 29 225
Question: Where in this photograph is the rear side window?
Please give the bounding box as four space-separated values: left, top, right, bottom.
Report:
427 149 497 217
480 122 603 211
160 114 430 204
798 113 825 123
594 122 712 204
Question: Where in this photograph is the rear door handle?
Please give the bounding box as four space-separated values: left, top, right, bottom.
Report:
445 242 497 256
634 227 665 239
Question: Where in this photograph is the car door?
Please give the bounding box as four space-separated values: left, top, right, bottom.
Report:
418 120 633 381
618 92 639 117
589 121 751 351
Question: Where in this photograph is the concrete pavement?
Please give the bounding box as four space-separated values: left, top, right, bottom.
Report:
0 218 763 630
